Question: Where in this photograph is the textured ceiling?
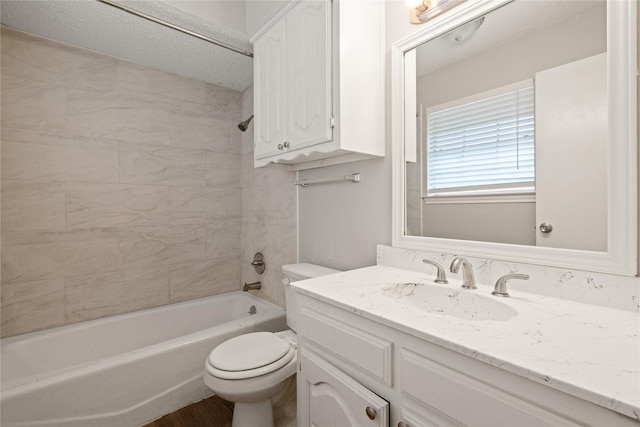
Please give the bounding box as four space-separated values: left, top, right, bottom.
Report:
0 0 255 92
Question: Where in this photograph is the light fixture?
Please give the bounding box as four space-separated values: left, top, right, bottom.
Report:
443 16 485 44
406 0 466 24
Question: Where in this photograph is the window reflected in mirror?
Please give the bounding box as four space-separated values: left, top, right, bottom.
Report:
405 0 607 252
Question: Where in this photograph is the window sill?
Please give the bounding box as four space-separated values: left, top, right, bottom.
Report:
422 193 535 205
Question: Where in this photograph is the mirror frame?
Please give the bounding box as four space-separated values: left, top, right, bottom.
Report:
392 0 638 276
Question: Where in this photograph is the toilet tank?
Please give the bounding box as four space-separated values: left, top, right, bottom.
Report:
282 263 340 331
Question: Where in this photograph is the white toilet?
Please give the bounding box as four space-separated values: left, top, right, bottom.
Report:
203 263 340 427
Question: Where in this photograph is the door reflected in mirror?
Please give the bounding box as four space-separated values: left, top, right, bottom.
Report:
405 0 607 252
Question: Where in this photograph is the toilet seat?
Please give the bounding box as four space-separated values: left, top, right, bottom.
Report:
206 332 296 380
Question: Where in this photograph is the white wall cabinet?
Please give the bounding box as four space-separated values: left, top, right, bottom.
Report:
294 293 639 427
251 0 384 170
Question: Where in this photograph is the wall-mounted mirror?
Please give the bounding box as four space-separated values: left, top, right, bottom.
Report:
392 0 637 275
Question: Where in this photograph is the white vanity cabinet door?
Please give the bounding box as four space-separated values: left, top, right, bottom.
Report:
253 18 286 160
299 348 390 427
285 0 332 152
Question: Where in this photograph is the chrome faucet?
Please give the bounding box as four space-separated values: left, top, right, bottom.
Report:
450 257 476 289
492 274 529 297
422 259 448 284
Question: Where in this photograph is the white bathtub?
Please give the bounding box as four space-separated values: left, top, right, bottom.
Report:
0 291 287 427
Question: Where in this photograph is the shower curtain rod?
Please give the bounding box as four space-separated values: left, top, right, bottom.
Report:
96 0 253 58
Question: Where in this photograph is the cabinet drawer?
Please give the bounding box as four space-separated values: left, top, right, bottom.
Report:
300 304 392 386
400 348 580 426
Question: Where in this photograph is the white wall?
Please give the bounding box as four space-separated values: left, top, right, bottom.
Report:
298 159 391 271
296 1 425 270
245 0 288 37
296 1 417 271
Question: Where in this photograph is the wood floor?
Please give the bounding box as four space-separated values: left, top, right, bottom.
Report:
143 395 234 427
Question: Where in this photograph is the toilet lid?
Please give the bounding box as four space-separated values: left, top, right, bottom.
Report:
208 332 291 372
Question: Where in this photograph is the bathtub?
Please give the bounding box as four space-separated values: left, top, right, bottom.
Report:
1 291 287 427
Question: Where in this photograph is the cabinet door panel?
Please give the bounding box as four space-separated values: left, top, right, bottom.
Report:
285 0 332 149
299 348 389 427
254 19 286 160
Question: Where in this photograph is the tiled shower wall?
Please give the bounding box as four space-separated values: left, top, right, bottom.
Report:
0 28 255 337
239 87 298 308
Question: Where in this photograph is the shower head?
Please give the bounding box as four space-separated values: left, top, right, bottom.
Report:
238 115 254 132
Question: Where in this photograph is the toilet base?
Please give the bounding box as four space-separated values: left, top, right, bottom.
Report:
232 400 274 427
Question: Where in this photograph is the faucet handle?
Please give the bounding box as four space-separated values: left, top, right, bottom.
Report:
422 259 448 284
492 273 529 297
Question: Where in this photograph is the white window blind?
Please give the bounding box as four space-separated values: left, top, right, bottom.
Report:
425 80 535 198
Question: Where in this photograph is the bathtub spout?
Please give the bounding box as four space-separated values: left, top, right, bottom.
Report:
243 281 262 291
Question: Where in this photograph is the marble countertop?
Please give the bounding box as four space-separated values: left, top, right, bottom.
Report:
291 265 640 420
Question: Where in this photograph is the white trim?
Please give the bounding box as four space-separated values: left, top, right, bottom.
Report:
423 193 535 205
392 0 638 276
249 0 299 43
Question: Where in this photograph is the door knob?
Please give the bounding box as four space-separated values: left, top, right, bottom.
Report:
539 223 553 233
365 406 377 420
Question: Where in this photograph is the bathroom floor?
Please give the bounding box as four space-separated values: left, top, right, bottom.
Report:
143 395 233 427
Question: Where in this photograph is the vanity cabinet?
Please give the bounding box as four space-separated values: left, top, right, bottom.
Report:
251 0 384 170
294 293 639 427
299 348 389 427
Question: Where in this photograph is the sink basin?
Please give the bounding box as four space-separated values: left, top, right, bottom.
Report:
381 282 517 321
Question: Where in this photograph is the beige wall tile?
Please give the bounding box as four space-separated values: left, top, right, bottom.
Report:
67 88 172 144
207 220 241 259
169 258 240 303
65 267 170 322
206 151 241 188
119 141 208 187
1 138 119 183
239 84 298 309
1 74 66 133
0 29 256 336
117 60 208 110
170 186 241 224
242 182 297 226
0 278 66 337
119 224 209 269
240 152 255 189
1 228 122 284
250 267 287 308
67 182 170 228
1 128 118 151
1 27 70 86
1 28 118 91
2 225 210 286
169 108 235 152
262 223 298 268
205 85 243 121
66 57 119 92
1 180 66 231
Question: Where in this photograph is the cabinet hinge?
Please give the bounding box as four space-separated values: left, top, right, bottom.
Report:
330 116 335 128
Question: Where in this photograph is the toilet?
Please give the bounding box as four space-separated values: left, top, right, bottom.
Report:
203 263 340 427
